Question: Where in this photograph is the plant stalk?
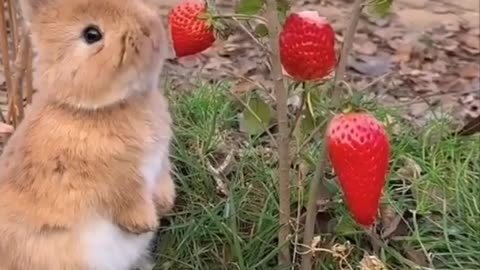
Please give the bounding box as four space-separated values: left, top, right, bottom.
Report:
300 1 365 269
264 0 291 266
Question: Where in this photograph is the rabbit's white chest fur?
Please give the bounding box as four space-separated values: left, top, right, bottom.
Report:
81 144 166 269
82 218 154 270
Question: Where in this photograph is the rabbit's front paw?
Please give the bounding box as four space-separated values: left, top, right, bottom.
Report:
115 199 159 235
118 219 158 235
154 170 176 217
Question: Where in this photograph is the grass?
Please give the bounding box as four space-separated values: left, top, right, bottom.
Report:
153 82 480 270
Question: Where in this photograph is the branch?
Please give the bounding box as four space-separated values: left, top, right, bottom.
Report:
331 0 364 106
264 0 291 266
301 1 365 269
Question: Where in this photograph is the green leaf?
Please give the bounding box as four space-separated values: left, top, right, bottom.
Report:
236 0 264 15
277 0 291 25
254 23 269 37
368 0 393 18
336 215 359 235
241 95 272 136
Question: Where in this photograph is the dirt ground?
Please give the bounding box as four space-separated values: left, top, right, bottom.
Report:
160 0 480 130
1 0 479 130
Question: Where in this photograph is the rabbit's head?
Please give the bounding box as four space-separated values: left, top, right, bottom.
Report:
20 0 168 109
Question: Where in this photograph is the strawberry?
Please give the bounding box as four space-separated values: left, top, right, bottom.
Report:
279 11 336 81
169 0 215 57
326 112 390 226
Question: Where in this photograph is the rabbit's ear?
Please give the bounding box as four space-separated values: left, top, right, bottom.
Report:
18 0 51 25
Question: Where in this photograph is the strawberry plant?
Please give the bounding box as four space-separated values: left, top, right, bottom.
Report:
168 0 394 267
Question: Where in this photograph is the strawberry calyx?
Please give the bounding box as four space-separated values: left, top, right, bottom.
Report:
336 92 378 115
197 6 231 40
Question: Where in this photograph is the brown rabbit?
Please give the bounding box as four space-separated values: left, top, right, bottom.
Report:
0 0 176 269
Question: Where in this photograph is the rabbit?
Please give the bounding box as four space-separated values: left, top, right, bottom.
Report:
0 0 176 269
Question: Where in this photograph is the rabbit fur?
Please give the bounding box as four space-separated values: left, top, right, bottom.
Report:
0 0 175 269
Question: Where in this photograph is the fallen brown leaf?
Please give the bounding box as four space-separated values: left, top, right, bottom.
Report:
397 155 422 182
393 43 413 63
404 247 431 267
348 54 392 76
359 253 387 270
354 39 378 56
380 205 402 238
457 115 480 136
459 63 480 79
230 79 257 98
460 33 480 51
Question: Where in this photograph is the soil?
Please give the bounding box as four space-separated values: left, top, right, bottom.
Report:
161 0 480 130
1 0 479 132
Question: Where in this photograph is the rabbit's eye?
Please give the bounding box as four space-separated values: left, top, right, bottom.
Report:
82 25 103 44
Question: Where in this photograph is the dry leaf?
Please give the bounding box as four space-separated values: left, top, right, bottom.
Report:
349 54 392 76
431 60 448 74
231 80 257 98
354 40 378 55
397 156 422 183
443 20 460 32
460 33 480 51
404 247 431 267
409 102 429 117
439 39 459 52
393 43 413 63
359 253 387 270
380 205 409 239
380 205 398 232
457 115 480 136
459 63 480 79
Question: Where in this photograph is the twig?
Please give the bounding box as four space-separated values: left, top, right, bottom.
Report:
358 71 391 92
301 1 365 269
291 162 307 269
11 33 30 125
210 13 268 24
331 0 364 105
265 0 291 266
25 40 33 105
0 1 14 125
231 17 269 51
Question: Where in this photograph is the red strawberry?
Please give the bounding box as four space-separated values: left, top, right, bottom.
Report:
279 11 336 81
169 0 215 57
326 112 390 226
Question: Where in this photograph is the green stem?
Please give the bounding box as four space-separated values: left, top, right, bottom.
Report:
209 14 268 24
300 0 365 269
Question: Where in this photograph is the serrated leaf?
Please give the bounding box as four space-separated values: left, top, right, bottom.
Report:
241 95 272 135
277 0 290 25
369 0 393 18
236 0 264 15
254 23 269 37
